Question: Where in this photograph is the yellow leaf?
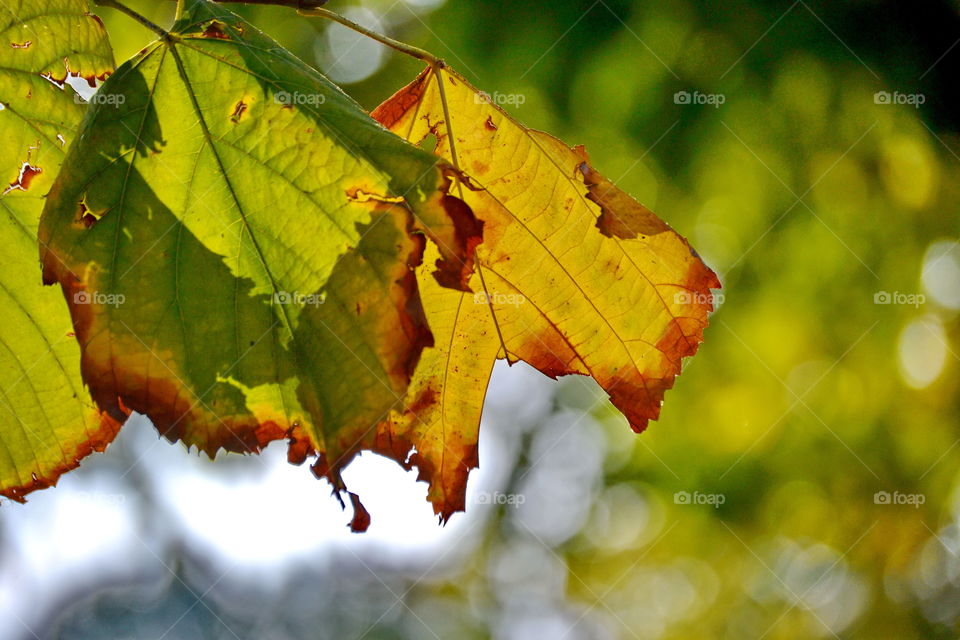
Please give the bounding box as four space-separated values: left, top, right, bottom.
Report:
372 66 721 521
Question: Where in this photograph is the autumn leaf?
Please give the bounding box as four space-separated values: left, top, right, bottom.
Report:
0 0 116 501
372 66 721 522
37 0 479 527
0 0 112 216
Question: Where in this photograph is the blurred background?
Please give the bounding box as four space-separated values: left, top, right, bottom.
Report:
3 0 960 638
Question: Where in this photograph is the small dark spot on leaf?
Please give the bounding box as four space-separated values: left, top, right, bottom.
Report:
75 197 104 228
484 116 497 131
406 386 438 416
85 12 105 28
230 99 247 123
201 20 231 39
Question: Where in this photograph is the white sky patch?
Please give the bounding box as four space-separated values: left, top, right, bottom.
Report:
403 0 447 10
898 314 949 389
0 473 144 640
0 361 558 637
65 74 98 101
159 444 473 570
922 239 960 310
316 7 386 85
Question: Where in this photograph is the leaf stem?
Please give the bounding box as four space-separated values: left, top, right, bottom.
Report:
296 7 513 362
298 7 440 65
93 0 170 39
296 4 511 360
223 0 330 7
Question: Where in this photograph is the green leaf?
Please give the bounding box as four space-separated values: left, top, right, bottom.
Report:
0 0 116 501
37 0 477 526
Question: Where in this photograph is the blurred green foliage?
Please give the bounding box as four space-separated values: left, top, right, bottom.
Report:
78 0 960 638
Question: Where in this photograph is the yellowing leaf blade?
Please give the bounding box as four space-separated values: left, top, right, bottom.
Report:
0 0 117 502
37 1 479 527
373 66 721 521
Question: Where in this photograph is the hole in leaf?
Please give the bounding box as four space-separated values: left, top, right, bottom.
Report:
3 162 41 194
4 142 42 194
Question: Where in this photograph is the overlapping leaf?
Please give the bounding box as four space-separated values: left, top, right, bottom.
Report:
8 0 719 530
372 66 721 521
0 0 116 500
37 0 479 526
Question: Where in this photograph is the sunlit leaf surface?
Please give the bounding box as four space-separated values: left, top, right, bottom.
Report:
38 0 479 527
373 65 720 520
0 0 116 501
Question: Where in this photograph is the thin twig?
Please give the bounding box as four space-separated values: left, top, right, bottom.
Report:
112 0 515 362
227 0 329 6
94 0 170 38
164 0 330 12
183 1 438 64
297 9 511 361
299 7 439 64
